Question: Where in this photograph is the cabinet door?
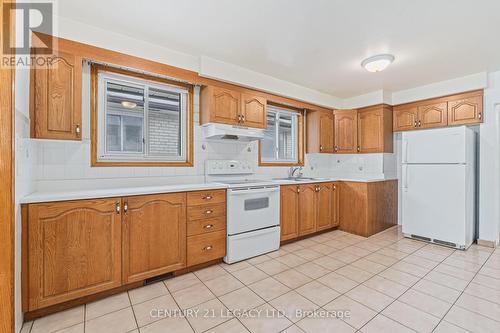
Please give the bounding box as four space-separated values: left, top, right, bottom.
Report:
211 87 240 125
334 110 358 153
319 112 334 153
28 198 121 310
122 193 186 283
332 182 340 227
448 96 483 125
32 50 82 140
280 185 299 241
358 109 384 153
241 94 267 128
316 183 333 231
298 184 317 236
418 102 447 129
393 106 418 132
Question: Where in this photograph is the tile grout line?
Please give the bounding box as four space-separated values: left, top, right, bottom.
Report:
126 290 140 332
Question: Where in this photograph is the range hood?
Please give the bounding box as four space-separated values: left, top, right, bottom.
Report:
202 123 264 142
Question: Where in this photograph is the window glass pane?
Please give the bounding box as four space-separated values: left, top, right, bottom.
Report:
261 111 276 160
148 87 182 156
106 115 121 152
278 113 296 160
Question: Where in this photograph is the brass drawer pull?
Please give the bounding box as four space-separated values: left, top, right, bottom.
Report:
203 245 213 251
115 202 121 214
203 195 213 200
203 224 214 229
205 209 213 215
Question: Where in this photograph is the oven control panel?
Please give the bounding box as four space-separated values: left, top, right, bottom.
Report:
206 160 253 175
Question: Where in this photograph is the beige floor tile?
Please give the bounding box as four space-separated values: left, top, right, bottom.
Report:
245 254 272 265
129 282 169 305
255 259 290 275
204 318 248 333
186 298 232 333
414 249 448 262
280 242 305 252
317 272 359 293
86 292 131 320
398 289 451 318
204 274 244 296
281 325 305 333
296 316 355 333
388 242 422 254
363 275 408 298
231 266 268 285
273 269 312 289
172 283 215 309
139 317 194 333
343 245 372 257
294 248 323 260
443 257 482 272
164 273 201 293
433 263 476 281
267 249 289 259
355 240 384 252
309 243 336 255
220 261 252 273
346 285 394 312
424 271 469 291
382 300 440 332
295 239 319 248
456 293 500 322
238 303 293 333
351 258 386 274
332 250 362 264
193 265 229 282
473 273 500 291
360 314 414 333
322 239 350 250
336 265 374 283
132 294 179 327
364 253 399 266
444 305 500 333
413 279 461 303
312 256 345 271
219 287 265 311
479 266 500 280
20 321 33 333
378 267 420 287
392 261 430 278
433 321 470 333
402 254 439 270
269 291 319 323
376 247 408 260
55 323 84 333
324 295 377 330
31 306 84 333
295 281 340 306
275 254 308 267
294 262 331 279
85 307 137 333
248 277 291 301
464 282 500 305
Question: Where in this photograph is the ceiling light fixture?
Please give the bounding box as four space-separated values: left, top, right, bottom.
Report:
121 101 137 109
361 54 395 73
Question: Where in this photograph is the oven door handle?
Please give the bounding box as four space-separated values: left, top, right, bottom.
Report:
228 187 280 195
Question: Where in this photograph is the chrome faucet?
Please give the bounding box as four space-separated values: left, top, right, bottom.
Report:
289 166 303 179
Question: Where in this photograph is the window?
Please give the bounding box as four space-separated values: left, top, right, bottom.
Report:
92 65 193 166
260 105 303 165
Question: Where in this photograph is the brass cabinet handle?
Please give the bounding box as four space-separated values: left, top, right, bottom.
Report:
478 113 482 120
357 146 360 152
75 124 81 136
241 114 245 122
123 202 128 214
203 224 213 229
320 145 323 152
334 145 338 152
414 120 417 128
333 185 337 190
237 115 242 122
315 186 320 192
203 245 213 251
205 209 213 215
203 195 213 200
115 202 121 214
297 187 301 193
418 120 422 127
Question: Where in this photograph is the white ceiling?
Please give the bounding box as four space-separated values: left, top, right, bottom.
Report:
57 0 500 98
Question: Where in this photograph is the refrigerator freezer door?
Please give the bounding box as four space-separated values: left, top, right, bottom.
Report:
402 126 468 164
402 164 470 247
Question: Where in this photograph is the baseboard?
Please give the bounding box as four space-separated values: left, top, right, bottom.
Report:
477 239 498 248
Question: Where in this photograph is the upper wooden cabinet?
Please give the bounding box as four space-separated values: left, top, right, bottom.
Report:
122 193 187 284
31 50 82 140
27 198 122 310
307 110 334 153
200 86 267 128
393 90 483 132
334 109 358 153
357 105 393 153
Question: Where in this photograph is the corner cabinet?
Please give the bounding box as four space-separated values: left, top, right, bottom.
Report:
306 110 334 153
200 86 267 128
30 50 82 140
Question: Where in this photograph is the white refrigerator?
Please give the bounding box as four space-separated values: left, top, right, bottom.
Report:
401 126 476 249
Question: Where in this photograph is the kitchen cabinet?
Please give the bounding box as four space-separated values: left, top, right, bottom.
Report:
298 184 317 236
393 90 483 132
339 180 397 237
122 193 187 284
316 182 333 231
30 49 82 140
306 110 334 153
334 109 358 153
280 185 299 241
357 105 393 153
27 198 122 310
200 86 267 128
332 183 339 227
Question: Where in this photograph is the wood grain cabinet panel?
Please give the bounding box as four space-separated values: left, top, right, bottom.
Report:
201 86 240 126
393 106 418 131
122 193 186 283
187 231 226 266
31 50 82 140
280 185 299 241
307 111 334 153
448 95 483 125
187 190 226 206
357 105 393 153
332 182 340 227
188 203 226 221
241 94 267 128
316 182 333 231
334 109 358 153
298 184 317 236
27 198 121 310
418 102 448 129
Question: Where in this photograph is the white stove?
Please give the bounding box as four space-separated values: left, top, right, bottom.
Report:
205 160 280 263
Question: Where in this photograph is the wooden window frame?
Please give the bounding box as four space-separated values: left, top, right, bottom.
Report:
91 64 194 167
258 103 305 167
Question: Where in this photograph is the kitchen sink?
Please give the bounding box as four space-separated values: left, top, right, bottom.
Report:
273 177 327 181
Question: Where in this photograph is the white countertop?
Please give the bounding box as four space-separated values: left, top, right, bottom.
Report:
21 177 397 204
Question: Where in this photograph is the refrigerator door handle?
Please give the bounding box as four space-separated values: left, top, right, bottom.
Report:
404 140 409 163
403 165 409 191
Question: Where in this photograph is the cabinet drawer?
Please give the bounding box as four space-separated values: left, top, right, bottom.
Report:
187 190 226 206
187 231 226 266
188 203 226 221
187 216 226 236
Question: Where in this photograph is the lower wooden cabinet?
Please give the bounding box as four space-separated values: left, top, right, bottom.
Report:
298 184 317 236
187 231 226 266
26 198 122 310
280 185 299 241
122 193 187 284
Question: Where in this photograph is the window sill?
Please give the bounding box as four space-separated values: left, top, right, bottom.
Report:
258 161 304 167
91 161 194 167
